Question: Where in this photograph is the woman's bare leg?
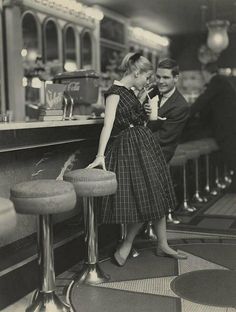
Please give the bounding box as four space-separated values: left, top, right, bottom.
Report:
153 216 178 254
117 223 143 259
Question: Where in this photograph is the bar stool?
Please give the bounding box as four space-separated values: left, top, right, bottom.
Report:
204 138 227 194
170 150 196 213
10 180 77 312
169 152 187 219
180 142 207 204
175 144 200 212
191 139 212 198
203 138 221 195
64 168 117 285
0 198 16 236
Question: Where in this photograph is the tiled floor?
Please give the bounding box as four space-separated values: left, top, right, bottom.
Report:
68 238 236 312
2 232 236 312
170 193 236 236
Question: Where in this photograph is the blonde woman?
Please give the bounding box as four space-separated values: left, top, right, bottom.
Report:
87 52 187 266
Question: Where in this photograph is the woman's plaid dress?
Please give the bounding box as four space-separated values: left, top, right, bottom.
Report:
99 83 176 224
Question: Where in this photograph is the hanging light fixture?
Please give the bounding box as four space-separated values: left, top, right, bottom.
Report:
206 20 230 53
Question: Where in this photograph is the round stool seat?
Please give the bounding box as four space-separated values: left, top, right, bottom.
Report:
176 144 200 160
10 180 76 215
0 198 16 235
190 140 212 155
203 138 219 152
64 168 117 197
170 152 187 167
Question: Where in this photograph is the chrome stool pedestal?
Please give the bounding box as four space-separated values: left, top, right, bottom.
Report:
28 215 72 312
10 180 76 312
192 158 208 204
171 149 196 213
143 221 158 240
180 161 197 213
64 168 117 286
79 197 110 284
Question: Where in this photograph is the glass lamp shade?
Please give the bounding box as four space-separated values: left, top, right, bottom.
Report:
207 20 230 53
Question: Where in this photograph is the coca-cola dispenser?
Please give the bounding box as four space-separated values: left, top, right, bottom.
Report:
53 70 100 118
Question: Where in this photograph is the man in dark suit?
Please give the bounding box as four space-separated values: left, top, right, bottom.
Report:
143 59 190 233
190 62 236 192
148 58 190 163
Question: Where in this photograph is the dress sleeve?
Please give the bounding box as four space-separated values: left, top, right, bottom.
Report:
104 85 121 100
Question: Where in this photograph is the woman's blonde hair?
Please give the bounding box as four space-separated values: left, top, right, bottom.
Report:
119 52 153 76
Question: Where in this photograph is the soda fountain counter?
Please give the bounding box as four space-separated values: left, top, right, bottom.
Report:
0 76 121 311
0 117 122 310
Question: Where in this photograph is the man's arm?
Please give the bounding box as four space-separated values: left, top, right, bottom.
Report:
158 105 190 161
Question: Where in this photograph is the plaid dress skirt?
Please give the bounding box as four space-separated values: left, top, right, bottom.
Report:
98 84 176 224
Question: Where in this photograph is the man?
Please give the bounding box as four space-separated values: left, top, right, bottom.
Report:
143 58 190 233
190 62 236 193
147 58 189 163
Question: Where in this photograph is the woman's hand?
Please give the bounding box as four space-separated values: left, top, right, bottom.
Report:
138 87 154 104
144 101 152 116
86 156 106 170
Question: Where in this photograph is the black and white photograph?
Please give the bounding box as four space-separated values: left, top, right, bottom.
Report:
0 0 236 311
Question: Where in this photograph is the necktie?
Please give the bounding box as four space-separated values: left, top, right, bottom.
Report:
158 94 163 108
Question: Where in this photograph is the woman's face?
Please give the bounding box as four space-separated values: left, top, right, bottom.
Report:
134 70 153 91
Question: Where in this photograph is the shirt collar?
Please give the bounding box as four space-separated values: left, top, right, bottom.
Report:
161 87 176 99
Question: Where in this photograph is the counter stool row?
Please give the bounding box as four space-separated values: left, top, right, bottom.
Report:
7 169 117 312
170 137 230 214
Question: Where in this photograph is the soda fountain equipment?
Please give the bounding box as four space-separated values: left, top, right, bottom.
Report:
53 70 100 119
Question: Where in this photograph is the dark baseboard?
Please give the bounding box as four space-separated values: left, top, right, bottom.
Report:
0 218 120 310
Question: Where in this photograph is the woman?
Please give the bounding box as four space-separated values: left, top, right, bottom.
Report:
87 52 187 266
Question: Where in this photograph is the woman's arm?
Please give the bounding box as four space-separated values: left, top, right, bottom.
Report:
87 94 119 170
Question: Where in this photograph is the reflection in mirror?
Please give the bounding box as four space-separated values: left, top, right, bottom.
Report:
22 12 39 62
44 20 59 62
147 51 153 63
44 20 61 79
81 31 92 69
64 26 77 72
22 12 41 120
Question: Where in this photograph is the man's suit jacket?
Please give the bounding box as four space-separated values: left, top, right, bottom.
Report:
148 88 190 162
190 74 236 171
190 74 236 143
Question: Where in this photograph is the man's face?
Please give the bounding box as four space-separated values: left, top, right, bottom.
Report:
201 70 211 84
156 68 178 94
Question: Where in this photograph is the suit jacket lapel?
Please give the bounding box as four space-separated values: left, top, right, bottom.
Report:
158 89 179 116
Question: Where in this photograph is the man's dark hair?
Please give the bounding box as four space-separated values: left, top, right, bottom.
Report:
158 58 179 77
202 62 219 74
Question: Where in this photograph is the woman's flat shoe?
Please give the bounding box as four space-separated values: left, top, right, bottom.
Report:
114 250 127 267
156 248 187 260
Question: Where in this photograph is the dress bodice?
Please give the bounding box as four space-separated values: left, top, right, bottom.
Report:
104 85 147 133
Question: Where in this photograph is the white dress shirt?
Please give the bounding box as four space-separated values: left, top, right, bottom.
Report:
159 87 176 108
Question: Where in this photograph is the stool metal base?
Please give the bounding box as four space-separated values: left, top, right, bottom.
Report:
192 193 208 204
26 291 72 312
131 247 140 258
179 201 197 213
143 223 157 240
167 212 181 224
74 263 110 285
216 181 227 189
210 187 220 196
